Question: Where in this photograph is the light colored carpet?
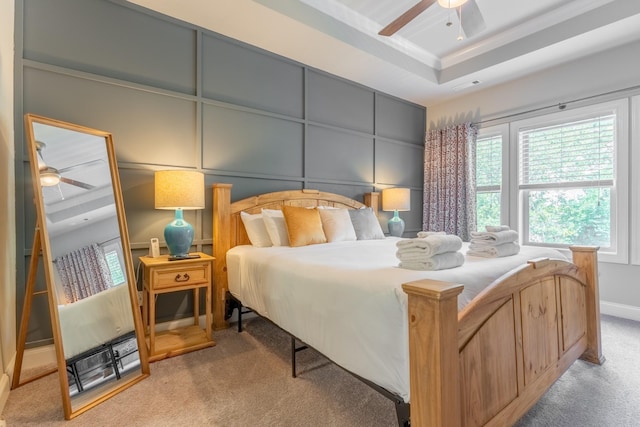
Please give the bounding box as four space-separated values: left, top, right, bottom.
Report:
2 315 639 426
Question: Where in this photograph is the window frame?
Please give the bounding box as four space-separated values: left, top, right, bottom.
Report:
632 95 640 266
509 99 629 264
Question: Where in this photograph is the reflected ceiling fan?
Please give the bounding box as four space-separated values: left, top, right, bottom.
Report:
379 0 486 39
36 141 96 190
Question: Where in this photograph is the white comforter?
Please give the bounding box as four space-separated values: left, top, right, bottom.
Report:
227 238 567 402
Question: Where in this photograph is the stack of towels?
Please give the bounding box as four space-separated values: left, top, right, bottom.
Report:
467 225 520 258
396 231 464 271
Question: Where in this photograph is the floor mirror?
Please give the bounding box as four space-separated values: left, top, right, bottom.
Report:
20 113 149 419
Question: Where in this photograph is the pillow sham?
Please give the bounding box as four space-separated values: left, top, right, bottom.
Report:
239 212 272 247
349 207 385 240
319 208 357 242
262 209 290 246
282 206 327 247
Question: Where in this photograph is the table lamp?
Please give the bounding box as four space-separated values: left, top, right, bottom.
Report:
382 188 410 237
154 170 205 259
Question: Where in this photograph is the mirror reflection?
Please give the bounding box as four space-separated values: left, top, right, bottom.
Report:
26 115 148 418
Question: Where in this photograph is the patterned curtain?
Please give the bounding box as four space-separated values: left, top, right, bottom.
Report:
423 122 478 241
55 243 114 303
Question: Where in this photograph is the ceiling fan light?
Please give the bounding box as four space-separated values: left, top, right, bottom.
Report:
438 0 468 8
40 169 61 187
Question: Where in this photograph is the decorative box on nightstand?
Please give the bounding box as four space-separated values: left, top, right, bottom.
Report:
139 252 215 362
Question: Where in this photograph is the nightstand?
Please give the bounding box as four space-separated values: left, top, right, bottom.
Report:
139 252 215 362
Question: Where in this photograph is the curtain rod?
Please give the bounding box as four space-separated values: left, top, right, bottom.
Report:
474 84 640 126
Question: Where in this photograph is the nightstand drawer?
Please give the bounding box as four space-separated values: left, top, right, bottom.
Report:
151 264 209 290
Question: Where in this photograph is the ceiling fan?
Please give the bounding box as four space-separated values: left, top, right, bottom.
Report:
36 141 96 190
378 0 486 38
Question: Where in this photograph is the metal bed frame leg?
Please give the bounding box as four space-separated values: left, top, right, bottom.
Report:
226 293 252 333
394 401 410 427
225 291 410 425
236 308 410 426
289 335 409 426
290 336 308 378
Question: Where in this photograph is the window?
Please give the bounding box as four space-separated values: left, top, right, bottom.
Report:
475 124 508 231
102 240 127 286
474 100 629 263
512 100 629 262
632 95 640 265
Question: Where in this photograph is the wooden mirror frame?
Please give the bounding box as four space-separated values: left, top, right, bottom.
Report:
21 113 149 419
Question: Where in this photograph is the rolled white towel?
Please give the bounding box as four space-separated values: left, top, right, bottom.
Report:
416 231 446 238
485 225 510 232
399 251 464 271
470 229 519 245
396 234 463 257
467 242 520 258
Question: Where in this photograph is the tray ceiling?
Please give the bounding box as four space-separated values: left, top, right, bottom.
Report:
128 0 640 106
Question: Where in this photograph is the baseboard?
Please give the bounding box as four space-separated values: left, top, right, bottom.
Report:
21 344 57 371
600 300 640 322
155 314 210 331
0 372 10 418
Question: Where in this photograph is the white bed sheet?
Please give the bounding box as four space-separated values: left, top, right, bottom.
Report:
227 238 567 402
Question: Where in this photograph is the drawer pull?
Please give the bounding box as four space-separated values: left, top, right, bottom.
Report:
174 273 190 282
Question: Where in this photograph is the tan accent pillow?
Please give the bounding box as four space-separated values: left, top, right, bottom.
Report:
282 206 327 247
319 208 357 242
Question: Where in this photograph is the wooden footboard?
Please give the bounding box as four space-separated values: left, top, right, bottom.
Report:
402 246 603 427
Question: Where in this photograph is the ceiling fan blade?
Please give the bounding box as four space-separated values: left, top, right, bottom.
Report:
57 158 105 174
60 176 96 190
458 0 486 38
379 0 438 36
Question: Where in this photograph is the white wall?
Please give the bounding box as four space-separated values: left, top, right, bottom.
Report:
0 0 16 414
428 39 640 321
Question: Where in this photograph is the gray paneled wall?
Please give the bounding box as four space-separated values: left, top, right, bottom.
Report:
15 0 425 344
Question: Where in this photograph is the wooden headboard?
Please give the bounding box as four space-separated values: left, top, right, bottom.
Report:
211 183 379 329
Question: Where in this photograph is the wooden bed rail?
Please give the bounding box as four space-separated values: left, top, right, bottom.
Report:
402 246 602 427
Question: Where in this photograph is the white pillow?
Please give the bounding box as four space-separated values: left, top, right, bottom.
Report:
319 208 357 242
261 209 290 246
240 212 272 247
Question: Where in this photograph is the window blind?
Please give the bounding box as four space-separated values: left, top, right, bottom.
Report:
476 134 502 189
519 114 615 188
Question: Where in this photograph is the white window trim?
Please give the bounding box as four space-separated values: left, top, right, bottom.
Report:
632 95 640 265
509 99 629 264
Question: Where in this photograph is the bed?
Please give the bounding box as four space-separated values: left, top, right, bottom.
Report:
57 283 138 395
58 283 135 360
211 184 604 426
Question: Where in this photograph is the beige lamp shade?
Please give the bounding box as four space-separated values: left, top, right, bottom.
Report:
382 188 411 212
154 170 205 210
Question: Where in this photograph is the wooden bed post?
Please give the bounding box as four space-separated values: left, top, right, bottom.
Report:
570 246 605 364
212 183 233 330
402 280 464 427
363 192 380 214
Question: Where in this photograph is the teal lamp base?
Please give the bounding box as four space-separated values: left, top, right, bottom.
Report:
164 209 194 258
388 210 405 237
